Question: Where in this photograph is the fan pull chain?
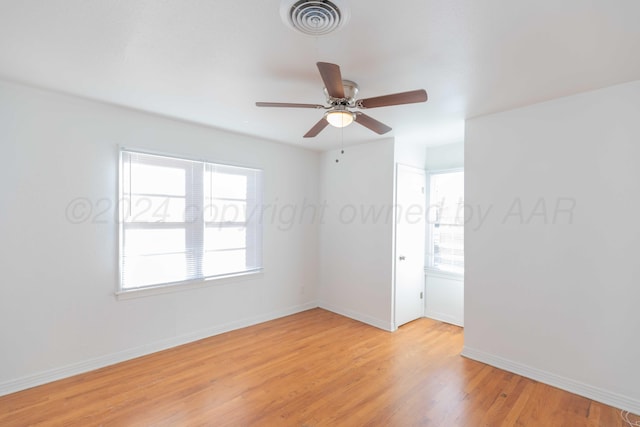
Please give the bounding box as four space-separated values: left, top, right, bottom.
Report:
336 123 345 163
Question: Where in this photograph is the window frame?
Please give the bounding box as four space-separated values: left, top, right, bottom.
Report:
426 167 464 278
116 148 263 299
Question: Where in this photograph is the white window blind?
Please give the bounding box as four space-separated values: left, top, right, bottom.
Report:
119 150 263 291
428 170 464 275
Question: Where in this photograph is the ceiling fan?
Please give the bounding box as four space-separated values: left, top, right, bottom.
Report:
256 62 428 138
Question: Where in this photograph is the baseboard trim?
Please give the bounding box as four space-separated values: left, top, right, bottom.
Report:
461 346 640 415
0 301 318 397
319 302 394 332
425 310 463 327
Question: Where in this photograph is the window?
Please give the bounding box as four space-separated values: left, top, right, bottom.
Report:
119 150 263 291
427 170 464 275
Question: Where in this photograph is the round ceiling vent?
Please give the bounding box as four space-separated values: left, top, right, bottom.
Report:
280 0 350 36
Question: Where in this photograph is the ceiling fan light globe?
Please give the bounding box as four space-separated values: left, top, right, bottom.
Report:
325 110 354 128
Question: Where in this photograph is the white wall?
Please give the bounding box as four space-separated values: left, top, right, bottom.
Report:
318 140 396 330
395 140 427 169
425 141 464 326
464 80 640 413
425 273 464 326
425 141 464 170
0 80 320 395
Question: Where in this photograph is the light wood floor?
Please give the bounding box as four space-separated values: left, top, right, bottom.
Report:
1 308 636 426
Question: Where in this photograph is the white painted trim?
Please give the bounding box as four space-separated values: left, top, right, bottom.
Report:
115 271 264 300
319 302 394 332
426 166 464 175
425 268 464 281
393 163 427 330
395 163 427 174
0 301 318 397
425 310 463 327
461 346 640 415
120 145 265 172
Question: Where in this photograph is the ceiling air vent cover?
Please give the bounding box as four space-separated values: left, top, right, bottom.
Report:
280 0 350 36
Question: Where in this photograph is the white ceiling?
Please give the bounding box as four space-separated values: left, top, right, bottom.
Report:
1 0 639 150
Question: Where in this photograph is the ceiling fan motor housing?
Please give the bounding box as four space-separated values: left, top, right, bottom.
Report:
324 80 359 106
280 0 351 36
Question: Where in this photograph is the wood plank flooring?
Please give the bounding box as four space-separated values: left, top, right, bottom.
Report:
0 308 636 426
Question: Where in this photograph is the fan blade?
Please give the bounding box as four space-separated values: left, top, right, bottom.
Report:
317 62 345 99
358 89 428 109
256 102 325 109
354 112 392 135
304 118 329 138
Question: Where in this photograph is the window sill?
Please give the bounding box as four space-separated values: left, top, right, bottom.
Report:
424 268 464 281
115 270 264 300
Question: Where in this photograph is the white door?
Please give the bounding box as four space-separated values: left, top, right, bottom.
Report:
395 164 426 327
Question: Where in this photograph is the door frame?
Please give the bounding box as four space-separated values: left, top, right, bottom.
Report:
392 163 427 330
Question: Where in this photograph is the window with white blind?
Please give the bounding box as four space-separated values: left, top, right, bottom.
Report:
427 170 464 275
119 150 263 292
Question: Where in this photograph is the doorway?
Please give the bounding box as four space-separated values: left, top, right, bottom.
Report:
394 164 426 327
